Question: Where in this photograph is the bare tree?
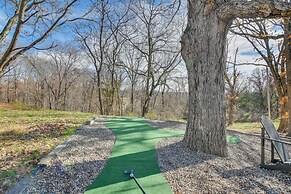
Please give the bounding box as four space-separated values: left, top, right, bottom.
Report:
249 68 269 112
231 18 289 132
103 11 129 115
27 45 81 110
226 48 246 126
78 69 96 112
181 1 291 156
75 0 129 115
122 0 183 117
0 0 89 73
0 62 20 102
233 18 291 135
120 43 143 113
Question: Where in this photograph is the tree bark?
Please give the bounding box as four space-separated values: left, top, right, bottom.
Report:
285 18 291 136
141 34 153 117
97 73 104 115
130 82 134 113
278 102 288 133
6 76 11 103
181 2 230 156
141 96 150 117
0 0 26 71
228 98 235 126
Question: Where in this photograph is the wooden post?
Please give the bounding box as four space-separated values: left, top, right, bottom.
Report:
261 127 265 165
271 143 275 163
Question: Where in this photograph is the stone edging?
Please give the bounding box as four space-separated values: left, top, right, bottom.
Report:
7 118 96 194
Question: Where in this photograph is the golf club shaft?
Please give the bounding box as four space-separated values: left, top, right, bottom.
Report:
132 176 147 194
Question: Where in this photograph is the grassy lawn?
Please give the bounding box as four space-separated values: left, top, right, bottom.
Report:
0 102 96 192
228 120 280 134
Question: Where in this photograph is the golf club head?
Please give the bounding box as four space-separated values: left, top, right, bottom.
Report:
124 169 133 174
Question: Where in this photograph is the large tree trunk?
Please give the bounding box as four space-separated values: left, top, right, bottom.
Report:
181 2 230 157
285 18 291 136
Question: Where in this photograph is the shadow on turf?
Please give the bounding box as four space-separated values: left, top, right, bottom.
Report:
85 142 216 192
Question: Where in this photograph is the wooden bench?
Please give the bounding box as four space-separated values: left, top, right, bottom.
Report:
260 116 291 172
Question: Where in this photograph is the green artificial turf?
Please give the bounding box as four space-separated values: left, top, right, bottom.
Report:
226 135 241 143
85 118 241 194
85 118 184 194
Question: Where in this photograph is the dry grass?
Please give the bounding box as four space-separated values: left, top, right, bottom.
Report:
0 103 96 192
229 121 280 134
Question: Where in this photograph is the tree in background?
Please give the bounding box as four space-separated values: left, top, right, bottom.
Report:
122 0 183 117
235 73 277 123
120 43 143 113
231 17 291 136
249 68 270 114
27 45 81 110
226 48 246 126
0 0 187 119
231 18 289 132
75 0 130 115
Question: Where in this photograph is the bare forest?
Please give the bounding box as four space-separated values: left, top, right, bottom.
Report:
0 0 188 119
0 1 291 133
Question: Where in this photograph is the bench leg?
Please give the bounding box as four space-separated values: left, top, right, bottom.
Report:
261 127 265 166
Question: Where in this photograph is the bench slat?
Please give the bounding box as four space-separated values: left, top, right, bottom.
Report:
261 116 290 163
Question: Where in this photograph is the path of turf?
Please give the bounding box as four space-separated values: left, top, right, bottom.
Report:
85 118 184 194
85 118 241 194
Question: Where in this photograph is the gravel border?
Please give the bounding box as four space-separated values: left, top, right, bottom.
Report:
150 119 291 193
8 117 115 194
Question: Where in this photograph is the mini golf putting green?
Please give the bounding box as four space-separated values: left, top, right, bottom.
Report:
85 118 241 194
85 118 184 194
226 135 241 143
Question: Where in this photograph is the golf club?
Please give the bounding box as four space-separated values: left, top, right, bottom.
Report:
124 169 147 194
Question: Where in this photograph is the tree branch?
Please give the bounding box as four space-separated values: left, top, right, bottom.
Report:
0 0 78 72
220 0 291 20
0 0 26 72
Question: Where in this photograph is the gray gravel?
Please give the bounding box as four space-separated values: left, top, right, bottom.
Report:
9 117 115 194
151 120 291 194
148 119 186 131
